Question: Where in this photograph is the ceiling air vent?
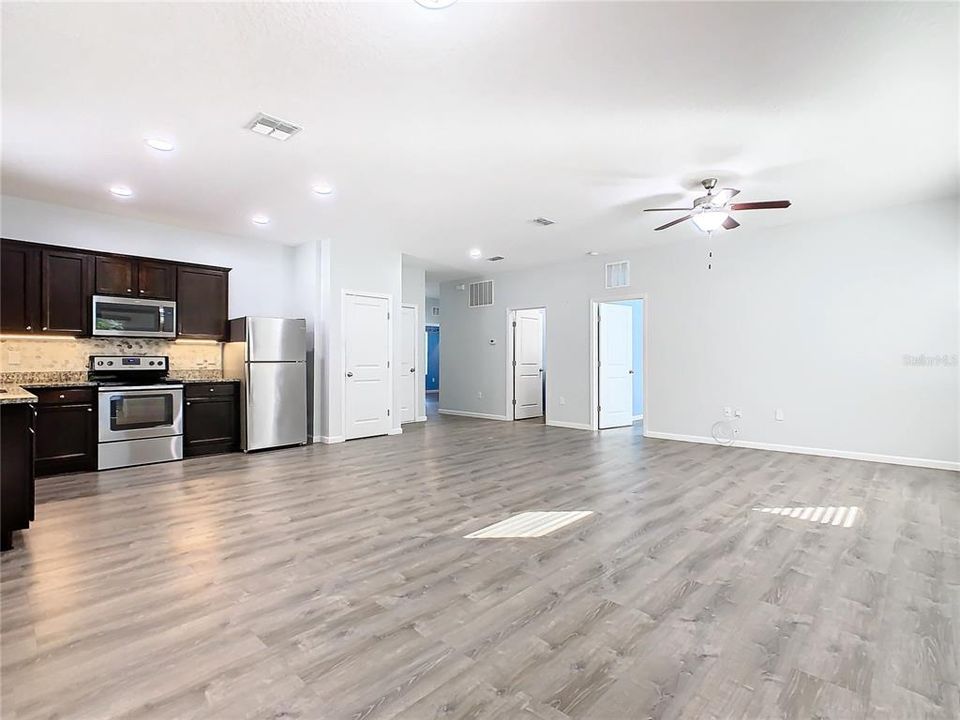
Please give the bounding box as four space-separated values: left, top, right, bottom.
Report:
532 217 555 226
487 256 505 262
605 260 630 289
247 113 302 141
468 280 494 308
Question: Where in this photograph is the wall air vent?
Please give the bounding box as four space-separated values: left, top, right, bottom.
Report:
247 113 302 141
487 256 505 262
432 306 440 317
468 280 494 308
532 217 555 226
605 260 630 289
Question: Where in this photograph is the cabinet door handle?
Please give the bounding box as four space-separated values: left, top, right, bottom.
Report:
209 387 215 392
87 408 92 413
59 393 65 399
186 401 192 406
126 288 132 293
139 289 145 294
42 327 48 331
25 325 32 331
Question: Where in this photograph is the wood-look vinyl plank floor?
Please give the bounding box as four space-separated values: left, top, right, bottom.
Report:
2 413 958 719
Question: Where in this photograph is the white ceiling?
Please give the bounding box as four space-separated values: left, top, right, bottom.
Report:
2 2 957 275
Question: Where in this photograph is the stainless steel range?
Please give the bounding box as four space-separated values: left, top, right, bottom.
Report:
89 355 183 470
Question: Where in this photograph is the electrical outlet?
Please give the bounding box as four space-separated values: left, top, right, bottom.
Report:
559 396 566 406
477 391 483 399
734 408 743 418
723 406 732 418
775 408 785 422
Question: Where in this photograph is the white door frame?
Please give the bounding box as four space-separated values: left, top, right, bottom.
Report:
400 302 422 423
341 290 396 439
589 293 647 433
504 306 546 421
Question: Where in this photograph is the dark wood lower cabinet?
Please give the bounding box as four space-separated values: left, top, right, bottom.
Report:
184 383 239 457
33 387 98 476
1 403 35 551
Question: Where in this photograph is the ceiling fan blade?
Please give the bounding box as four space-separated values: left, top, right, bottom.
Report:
711 188 740 205
643 207 693 212
722 216 740 230
728 200 791 210
653 214 692 231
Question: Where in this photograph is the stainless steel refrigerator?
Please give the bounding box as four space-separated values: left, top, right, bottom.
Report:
223 317 307 451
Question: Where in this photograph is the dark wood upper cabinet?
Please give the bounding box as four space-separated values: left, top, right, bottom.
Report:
94 255 136 296
0 241 41 333
137 260 176 300
177 266 228 339
42 249 92 334
1 239 228 339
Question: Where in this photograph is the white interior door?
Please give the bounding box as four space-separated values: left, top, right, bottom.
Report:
344 293 391 440
598 303 633 429
513 309 543 420
400 305 417 424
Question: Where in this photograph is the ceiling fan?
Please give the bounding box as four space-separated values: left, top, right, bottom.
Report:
644 178 791 233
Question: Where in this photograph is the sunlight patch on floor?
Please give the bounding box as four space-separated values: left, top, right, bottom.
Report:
753 505 860 528
464 511 594 538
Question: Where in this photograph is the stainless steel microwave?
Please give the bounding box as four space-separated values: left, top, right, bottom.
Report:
92 295 177 338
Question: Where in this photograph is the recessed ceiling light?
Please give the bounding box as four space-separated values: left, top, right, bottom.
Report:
109 185 133 198
469 249 482 259
586 251 600 256
144 138 175 152
312 183 334 195
414 0 458 8
251 214 270 226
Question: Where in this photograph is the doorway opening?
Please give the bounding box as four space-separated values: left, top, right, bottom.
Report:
592 297 645 432
507 307 546 422
425 324 440 418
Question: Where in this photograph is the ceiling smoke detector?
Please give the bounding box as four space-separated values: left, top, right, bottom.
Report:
248 113 302 141
532 217 555 226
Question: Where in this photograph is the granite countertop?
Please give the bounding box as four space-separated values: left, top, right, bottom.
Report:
20 381 99 388
0 385 39 405
171 377 241 384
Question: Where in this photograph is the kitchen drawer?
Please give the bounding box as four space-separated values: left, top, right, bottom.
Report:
185 382 237 399
31 387 96 405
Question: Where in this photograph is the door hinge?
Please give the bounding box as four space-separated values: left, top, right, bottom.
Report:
597 405 601 412
512 321 517 327
387 409 391 416
512 399 517 405
512 360 517 367
387 312 391 320
387 361 390 368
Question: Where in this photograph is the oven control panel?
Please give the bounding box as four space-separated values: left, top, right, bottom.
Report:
90 355 168 370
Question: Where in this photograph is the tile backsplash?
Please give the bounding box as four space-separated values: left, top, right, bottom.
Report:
0 337 221 374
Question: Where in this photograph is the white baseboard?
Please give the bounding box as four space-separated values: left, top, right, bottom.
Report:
633 414 644 421
643 431 959 471
546 420 594 431
438 409 510 422
387 427 403 435
319 435 345 444
416 415 428 422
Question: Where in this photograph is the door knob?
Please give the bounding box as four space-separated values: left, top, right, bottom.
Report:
628 369 635 374
346 371 354 378
409 367 416 373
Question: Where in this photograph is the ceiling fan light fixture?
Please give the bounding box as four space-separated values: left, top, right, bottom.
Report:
691 210 729 233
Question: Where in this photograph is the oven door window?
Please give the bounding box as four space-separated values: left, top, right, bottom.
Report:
111 394 173 431
96 301 171 334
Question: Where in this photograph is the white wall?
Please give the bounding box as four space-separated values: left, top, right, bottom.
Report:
292 239 322 437
1 195 297 318
440 199 959 468
401 259 427 421
319 237 403 442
